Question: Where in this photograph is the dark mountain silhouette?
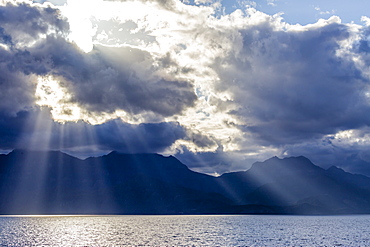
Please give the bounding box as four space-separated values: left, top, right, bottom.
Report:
218 156 370 214
0 150 229 214
1 150 370 215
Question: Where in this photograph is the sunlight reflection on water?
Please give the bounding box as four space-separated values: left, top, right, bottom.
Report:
0 215 370 246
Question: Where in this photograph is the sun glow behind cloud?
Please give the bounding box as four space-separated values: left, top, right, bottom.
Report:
39 0 248 154
31 0 370 160
35 76 81 123
4 0 370 174
35 76 129 125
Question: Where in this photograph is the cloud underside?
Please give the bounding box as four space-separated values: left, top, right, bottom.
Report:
2 0 370 173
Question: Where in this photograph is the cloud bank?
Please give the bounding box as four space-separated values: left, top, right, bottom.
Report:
2 0 370 174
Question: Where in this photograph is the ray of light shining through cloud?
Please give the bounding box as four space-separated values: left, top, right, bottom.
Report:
0 0 369 177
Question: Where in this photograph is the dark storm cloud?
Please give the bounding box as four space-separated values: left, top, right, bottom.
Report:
38 115 186 155
214 18 370 146
183 129 218 149
5 0 370 175
279 134 370 177
0 107 187 155
0 110 29 149
0 1 68 115
0 1 68 43
93 120 186 153
0 1 195 155
78 45 196 117
0 62 35 114
23 39 197 117
0 1 197 120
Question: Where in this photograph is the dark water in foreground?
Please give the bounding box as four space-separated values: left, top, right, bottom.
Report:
0 215 369 246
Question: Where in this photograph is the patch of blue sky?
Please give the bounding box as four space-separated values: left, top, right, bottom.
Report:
183 0 370 25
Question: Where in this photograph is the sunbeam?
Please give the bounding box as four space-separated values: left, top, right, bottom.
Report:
3 0 370 245
3 108 46 210
1 0 370 221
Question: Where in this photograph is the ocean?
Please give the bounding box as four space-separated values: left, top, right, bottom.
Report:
0 215 369 246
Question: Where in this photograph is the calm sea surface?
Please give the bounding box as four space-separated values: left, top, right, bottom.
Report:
0 215 369 246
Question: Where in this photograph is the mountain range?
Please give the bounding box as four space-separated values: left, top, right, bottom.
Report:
1 150 370 215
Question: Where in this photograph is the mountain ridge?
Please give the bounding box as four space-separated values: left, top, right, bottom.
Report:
1 150 370 215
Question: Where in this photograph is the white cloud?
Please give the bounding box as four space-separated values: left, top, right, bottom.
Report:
267 0 276 7
361 16 370 26
5 0 370 173
313 6 336 16
194 0 213 4
36 1 370 159
33 0 67 5
239 0 256 9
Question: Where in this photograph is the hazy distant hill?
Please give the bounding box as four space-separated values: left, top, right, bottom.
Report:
217 156 370 214
1 150 370 215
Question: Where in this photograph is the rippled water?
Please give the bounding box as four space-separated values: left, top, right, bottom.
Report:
0 215 370 246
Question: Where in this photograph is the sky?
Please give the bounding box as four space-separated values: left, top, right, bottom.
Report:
2 0 370 176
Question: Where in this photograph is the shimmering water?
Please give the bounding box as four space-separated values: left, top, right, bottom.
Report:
0 215 370 246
